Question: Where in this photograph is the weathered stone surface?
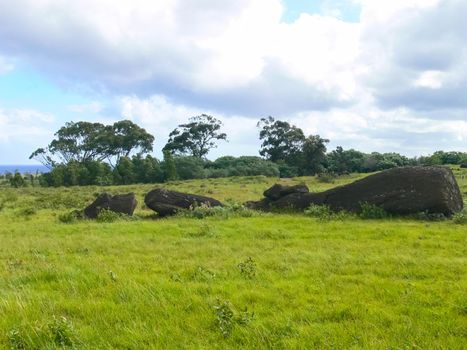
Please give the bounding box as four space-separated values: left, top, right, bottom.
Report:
144 188 223 217
248 167 463 216
263 184 309 200
84 192 137 218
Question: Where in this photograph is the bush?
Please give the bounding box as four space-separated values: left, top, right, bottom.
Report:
237 257 256 279
10 172 26 188
18 207 37 217
452 209 467 224
178 202 257 219
48 316 75 347
96 209 121 223
305 204 334 221
304 204 351 221
278 163 300 178
359 202 389 219
213 300 254 337
173 156 206 180
208 156 279 178
58 210 81 224
316 171 337 183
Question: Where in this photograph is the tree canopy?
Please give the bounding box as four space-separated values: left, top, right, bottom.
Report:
257 116 328 175
257 116 305 163
163 114 227 158
30 120 154 168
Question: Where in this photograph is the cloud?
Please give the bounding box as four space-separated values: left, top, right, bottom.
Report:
0 109 54 142
118 95 260 157
291 104 467 156
0 0 359 115
0 107 56 163
0 0 466 160
360 0 467 111
114 94 467 160
67 102 103 113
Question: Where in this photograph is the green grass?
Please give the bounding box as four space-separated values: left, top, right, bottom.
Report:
0 169 466 349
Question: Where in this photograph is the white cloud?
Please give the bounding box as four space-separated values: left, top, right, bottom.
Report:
0 108 54 143
67 102 103 113
118 95 260 158
0 0 359 114
413 71 444 89
0 0 466 159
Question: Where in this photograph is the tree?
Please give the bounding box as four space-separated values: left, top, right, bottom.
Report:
102 120 154 164
162 150 178 182
257 116 305 163
327 147 365 174
163 114 227 158
30 121 107 168
300 135 329 175
30 120 155 167
173 156 206 180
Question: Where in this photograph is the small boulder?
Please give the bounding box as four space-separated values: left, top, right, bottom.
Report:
84 192 137 219
144 188 223 217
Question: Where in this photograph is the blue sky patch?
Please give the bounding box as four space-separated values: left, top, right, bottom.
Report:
282 0 361 23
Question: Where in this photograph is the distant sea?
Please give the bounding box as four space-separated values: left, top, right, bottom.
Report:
0 165 50 174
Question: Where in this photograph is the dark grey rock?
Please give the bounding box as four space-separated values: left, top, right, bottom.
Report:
248 167 463 216
84 192 137 219
144 188 223 217
263 183 309 200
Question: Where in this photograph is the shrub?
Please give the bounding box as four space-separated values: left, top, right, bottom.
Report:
58 210 81 224
415 211 447 221
316 171 337 183
305 204 334 221
18 207 37 217
452 209 467 224
8 328 25 350
359 202 389 219
305 204 352 221
214 300 235 337
48 316 75 347
237 257 256 279
96 209 121 223
213 299 255 337
10 172 26 188
178 202 257 219
173 156 206 180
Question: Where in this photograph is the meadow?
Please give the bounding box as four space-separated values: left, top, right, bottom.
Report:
0 168 466 349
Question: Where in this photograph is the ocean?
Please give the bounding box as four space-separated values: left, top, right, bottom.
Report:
0 165 50 174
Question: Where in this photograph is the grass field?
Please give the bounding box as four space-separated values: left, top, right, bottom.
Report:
0 168 466 349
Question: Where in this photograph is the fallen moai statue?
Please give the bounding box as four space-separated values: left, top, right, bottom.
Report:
144 188 223 217
84 192 138 219
246 166 463 216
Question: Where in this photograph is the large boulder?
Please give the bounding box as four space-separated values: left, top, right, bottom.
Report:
248 167 463 216
84 192 137 219
144 188 223 217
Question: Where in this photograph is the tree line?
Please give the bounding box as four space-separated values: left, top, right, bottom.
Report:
4 114 465 187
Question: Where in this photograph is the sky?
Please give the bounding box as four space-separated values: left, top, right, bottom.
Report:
0 0 466 164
